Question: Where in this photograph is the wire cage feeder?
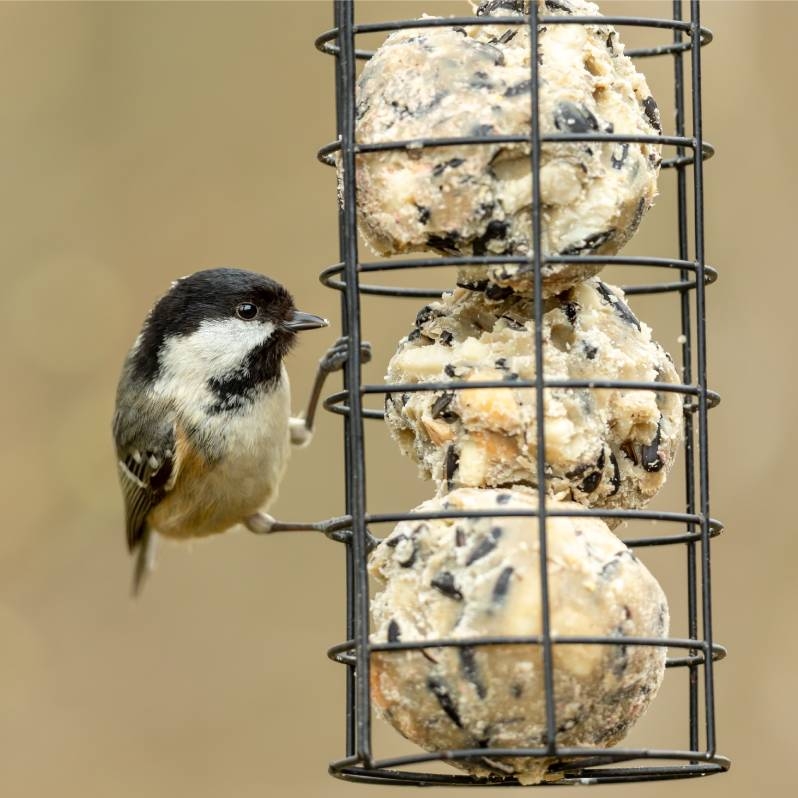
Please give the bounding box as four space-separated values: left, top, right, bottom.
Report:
313 0 728 786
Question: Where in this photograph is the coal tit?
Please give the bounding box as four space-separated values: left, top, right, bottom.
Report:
113 268 330 594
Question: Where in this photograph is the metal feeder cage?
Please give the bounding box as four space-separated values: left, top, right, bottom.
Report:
311 0 729 785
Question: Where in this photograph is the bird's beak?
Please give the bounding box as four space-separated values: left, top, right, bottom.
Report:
282 310 329 332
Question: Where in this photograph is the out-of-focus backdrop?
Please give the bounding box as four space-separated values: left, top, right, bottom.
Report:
0 1 792 795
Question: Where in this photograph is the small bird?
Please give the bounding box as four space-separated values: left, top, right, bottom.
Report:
113 268 331 594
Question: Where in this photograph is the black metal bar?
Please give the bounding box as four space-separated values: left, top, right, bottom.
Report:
323 390 722 420
362 506 722 527
690 0 717 757
326 634 727 659
317 133 715 164
319 256 720 299
361 745 728 768
333 650 722 670
527 1 557 758
332 0 356 762
672 0 701 757
335 0 372 765
329 763 728 786
319 14 704 36
318 137 715 168
365 378 710 396
367 636 722 654
356 254 711 271
320 277 709 299
314 14 714 56
330 758 729 787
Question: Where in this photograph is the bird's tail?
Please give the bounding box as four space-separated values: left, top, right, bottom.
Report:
131 527 157 597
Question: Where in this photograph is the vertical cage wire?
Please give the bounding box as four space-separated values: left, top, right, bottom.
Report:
316 0 729 785
688 0 718 759
528 3 558 758
672 1 701 754
334 0 371 766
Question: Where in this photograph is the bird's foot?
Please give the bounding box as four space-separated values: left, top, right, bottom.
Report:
290 337 372 445
319 336 372 375
245 513 278 535
289 417 312 447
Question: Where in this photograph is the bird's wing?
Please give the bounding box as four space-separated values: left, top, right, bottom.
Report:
113 391 180 554
117 440 176 552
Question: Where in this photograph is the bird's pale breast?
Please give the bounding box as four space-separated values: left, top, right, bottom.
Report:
149 373 291 539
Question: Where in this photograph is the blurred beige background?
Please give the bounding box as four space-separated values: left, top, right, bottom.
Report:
0 1 793 795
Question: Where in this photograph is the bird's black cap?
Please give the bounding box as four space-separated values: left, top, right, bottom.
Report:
129 268 315 383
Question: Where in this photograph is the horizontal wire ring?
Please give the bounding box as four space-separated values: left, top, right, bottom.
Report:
318 257 718 298
315 15 714 58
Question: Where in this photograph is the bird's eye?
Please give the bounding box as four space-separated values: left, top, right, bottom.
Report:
236 302 258 320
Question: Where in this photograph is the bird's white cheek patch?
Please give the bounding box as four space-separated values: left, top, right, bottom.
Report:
156 318 277 388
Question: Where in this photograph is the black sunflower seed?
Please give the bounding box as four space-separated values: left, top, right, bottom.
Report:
415 304 441 328
545 0 573 13
504 79 532 98
620 440 638 466
493 29 517 45
611 142 630 170
579 469 602 494
466 526 503 566
431 391 455 420
431 571 463 601
595 281 642 330
472 220 509 256
492 566 514 603
563 301 579 324
432 158 466 177
608 452 621 495
456 278 489 292
445 445 459 488
611 625 629 678
642 96 662 132
398 541 417 568
500 314 526 331
560 229 614 256
485 284 514 301
641 419 664 472
426 233 460 255
578 448 605 494
459 646 487 699
427 676 463 728
554 101 599 134
476 0 524 15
